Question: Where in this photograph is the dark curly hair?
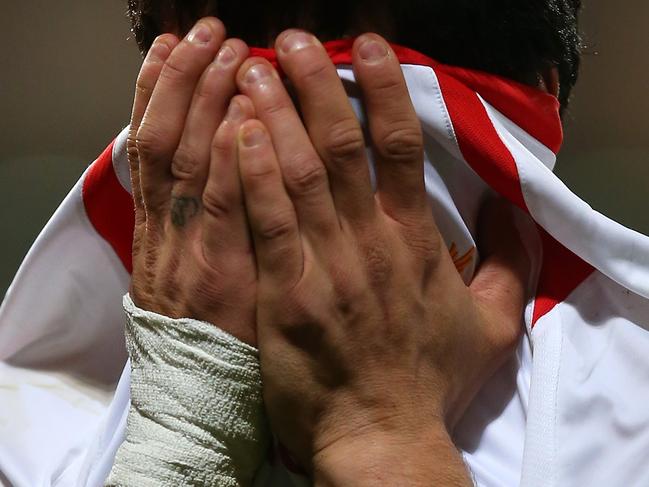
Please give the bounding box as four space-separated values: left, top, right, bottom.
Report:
127 0 581 108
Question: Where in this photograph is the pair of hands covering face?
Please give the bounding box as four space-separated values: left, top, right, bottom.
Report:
128 17 529 485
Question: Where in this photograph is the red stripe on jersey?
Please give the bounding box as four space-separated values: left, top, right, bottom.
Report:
438 65 562 154
435 72 529 211
433 69 593 325
436 73 593 324
533 228 595 325
250 38 562 153
82 141 135 273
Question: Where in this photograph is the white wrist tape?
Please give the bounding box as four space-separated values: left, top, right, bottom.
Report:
106 294 269 487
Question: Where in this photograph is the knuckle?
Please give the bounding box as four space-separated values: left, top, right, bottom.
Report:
377 124 423 162
286 155 328 196
243 162 276 188
368 74 404 99
135 123 164 160
135 75 154 99
257 211 296 241
127 132 141 166
332 275 366 317
171 147 201 181
136 57 162 93
296 60 330 86
404 227 442 258
201 188 233 220
162 55 189 80
323 119 366 166
261 96 292 118
363 242 393 285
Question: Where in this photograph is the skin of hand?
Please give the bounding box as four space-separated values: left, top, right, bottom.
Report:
128 16 529 486
233 31 530 486
127 18 260 345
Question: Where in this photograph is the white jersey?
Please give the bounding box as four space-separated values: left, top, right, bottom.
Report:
2 39 648 486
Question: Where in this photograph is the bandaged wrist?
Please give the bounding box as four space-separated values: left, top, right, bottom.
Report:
106 294 269 487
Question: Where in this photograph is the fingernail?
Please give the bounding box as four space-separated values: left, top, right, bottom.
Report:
215 45 236 67
241 126 266 148
225 100 244 122
359 39 388 63
280 31 317 54
187 23 212 44
244 63 273 85
147 42 169 63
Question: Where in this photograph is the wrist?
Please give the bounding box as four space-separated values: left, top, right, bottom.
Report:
312 420 471 487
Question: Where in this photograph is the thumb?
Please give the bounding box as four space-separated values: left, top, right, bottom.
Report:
470 198 531 340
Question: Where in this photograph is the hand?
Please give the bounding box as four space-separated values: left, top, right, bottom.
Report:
127 18 259 345
234 32 529 484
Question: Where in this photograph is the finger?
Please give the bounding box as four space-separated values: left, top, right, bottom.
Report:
136 18 225 215
352 34 427 223
171 39 249 206
470 198 530 345
202 95 256 261
128 34 178 227
274 30 374 224
236 58 340 242
237 120 303 290
169 39 250 232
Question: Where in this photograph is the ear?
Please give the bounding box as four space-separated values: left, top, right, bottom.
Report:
539 66 560 98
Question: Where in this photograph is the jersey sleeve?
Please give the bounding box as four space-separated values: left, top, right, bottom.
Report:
0 128 133 486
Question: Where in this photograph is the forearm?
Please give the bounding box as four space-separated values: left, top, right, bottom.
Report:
106 295 269 487
312 423 473 487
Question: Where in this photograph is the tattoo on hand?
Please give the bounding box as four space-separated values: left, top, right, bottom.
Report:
171 196 201 227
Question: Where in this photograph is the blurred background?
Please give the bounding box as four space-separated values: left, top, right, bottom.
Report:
1 1 647 296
